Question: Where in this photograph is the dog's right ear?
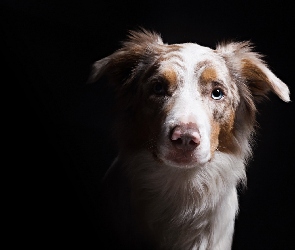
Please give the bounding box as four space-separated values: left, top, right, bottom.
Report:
87 29 163 85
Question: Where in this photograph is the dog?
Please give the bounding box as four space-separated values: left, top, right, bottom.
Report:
89 29 290 250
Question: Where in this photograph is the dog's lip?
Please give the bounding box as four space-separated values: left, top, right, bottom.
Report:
156 145 210 167
165 150 199 165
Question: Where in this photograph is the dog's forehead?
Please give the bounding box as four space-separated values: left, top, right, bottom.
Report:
159 43 228 85
162 43 224 70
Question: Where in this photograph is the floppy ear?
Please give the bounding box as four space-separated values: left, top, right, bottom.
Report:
88 29 163 85
216 42 290 102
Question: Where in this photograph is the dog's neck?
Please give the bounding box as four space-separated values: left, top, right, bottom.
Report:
122 150 246 194
118 150 245 248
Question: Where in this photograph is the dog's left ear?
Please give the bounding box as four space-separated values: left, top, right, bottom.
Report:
88 29 163 86
216 42 290 102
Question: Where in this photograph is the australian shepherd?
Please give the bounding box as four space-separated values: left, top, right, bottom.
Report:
89 30 290 250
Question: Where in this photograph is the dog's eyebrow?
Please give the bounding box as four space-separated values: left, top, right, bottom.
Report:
198 66 225 87
211 79 226 87
196 65 226 88
194 60 212 73
162 68 178 85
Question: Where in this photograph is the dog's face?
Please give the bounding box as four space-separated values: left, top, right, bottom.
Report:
143 43 239 168
90 30 290 168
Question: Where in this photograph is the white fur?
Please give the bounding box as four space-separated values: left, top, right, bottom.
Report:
119 149 244 250
91 30 290 250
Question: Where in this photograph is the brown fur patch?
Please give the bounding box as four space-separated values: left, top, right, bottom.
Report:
241 59 271 101
200 67 218 83
163 68 178 86
217 111 237 154
210 120 220 155
211 111 238 155
166 44 182 53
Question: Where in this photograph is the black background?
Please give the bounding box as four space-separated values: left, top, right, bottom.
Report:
2 0 294 249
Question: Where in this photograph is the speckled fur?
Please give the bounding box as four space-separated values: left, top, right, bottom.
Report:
90 30 290 250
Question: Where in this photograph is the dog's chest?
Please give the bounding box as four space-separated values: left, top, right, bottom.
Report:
130 170 234 249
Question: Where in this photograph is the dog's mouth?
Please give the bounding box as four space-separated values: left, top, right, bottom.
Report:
166 150 199 165
155 147 210 168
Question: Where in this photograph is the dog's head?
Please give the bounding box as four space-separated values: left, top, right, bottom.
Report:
90 30 290 168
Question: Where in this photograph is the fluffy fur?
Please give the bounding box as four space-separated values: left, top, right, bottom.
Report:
90 29 290 250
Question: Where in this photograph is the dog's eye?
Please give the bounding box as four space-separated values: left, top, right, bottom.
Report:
211 88 224 100
153 82 166 95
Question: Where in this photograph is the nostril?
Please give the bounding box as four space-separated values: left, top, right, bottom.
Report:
174 138 183 145
189 140 197 146
171 127 182 141
170 125 201 150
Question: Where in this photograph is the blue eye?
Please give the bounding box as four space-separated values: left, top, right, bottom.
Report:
211 88 224 100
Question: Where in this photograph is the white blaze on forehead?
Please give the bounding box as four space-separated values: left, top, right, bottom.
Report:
180 43 230 83
179 43 213 71
170 44 214 117
160 43 220 165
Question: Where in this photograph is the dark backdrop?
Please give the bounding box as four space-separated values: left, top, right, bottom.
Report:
2 1 294 249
